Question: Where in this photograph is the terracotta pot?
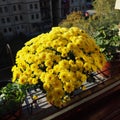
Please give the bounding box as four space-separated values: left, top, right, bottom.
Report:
100 60 120 77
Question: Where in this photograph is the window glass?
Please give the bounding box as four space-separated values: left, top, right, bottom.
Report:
20 15 23 21
1 18 5 23
4 28 7 33
7 17 10 23
13 5 16 11
15 16 18 21
0 7 3 13
30 4 33 9
18 4 21 10
31 14 34 19
34 4 38 9
4 6 8 12
36 14 39 19
9 27 12 32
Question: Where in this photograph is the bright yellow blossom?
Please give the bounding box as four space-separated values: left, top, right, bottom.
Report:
12 26 106 108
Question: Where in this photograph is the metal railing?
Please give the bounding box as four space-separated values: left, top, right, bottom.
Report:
20 65 120 120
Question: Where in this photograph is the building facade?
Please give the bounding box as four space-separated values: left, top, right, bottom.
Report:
0 0 52 38
51 0 93 26
0 0 93 39
69 0 87 12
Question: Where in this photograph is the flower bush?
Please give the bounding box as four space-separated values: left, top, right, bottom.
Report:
12 27 106 108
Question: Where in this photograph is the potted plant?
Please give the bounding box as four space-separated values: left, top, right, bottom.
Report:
93 23 120 76
11 27 106 108
0 81 26 119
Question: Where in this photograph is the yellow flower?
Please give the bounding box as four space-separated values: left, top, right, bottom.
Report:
45 60 53 67
32 78 38 85
64 82 74 93
81 74 87 83
39 52 47 60
51 79 62 88
40 72 46 82
44 72 55 83
12 26 106 108
59 60 69 69
28 78 33 85
46 92 54 104
53 88 64 99
59 70 70 83
32 95 38 100
74 81 82 89
84 62 92 72
18 75 27 84
43 82 50 91
67 43 75 50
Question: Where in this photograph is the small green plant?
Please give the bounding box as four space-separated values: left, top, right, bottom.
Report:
0 82 26 116
93 24 120 61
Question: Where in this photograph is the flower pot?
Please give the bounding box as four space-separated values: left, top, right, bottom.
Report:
100 60 120 77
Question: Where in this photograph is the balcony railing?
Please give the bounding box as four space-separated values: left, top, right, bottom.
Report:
19 62 120 120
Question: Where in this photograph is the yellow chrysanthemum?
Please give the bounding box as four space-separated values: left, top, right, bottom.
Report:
53 88 64 99
43 82 51 91
12 26 106 108
18 75 27 84
32 78 38 85
51 79 62 88
59 70 70 83
64 82 74 93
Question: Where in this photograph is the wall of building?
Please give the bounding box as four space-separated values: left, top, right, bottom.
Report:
0 0 49 38
0 0 93 39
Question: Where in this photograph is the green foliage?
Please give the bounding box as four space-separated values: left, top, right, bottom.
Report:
58 0 120 36
90 0 120 34
93 24 120 61
0 82 26 116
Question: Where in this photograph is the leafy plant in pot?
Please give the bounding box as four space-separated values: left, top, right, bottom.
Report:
93 23 120 76
0 81 26 120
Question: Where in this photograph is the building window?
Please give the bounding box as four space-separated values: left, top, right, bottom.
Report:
71 0 74 3
31 14 34 20
8 27 12 32
15 16 18 21
17 26 20 30
75 8 77 11
20 15 23 21
1 18 5 23
7 17 10 23
18 5 21 10
18 4 21 10
44 2 46 6
36 14 39 19
30 4 33 9
4 6 8 12
4 28 7 33
34 4 38 9
13 5 16 11
0 7 3 13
